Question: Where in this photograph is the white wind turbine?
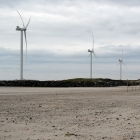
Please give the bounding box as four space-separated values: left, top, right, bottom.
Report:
16 11 31 80
117 47 127 80
87 32 98 79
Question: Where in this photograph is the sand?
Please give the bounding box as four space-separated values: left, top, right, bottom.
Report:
0 86 140 140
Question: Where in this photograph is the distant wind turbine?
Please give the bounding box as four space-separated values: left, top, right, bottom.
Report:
117 47 127 80
87 32 98 79
16 11 31 80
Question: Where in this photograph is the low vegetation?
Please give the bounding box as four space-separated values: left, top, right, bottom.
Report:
0 78 139 87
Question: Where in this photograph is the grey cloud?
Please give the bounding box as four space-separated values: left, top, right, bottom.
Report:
0 0 140 80
1 0 140 10
103 0 140 7
0 47 139 80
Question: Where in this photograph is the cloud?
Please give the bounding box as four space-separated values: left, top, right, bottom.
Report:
0 47 139 80
0 0 139 80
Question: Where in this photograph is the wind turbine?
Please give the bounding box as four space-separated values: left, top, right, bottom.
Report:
117 47 127 80
16 11 31 80
87 32 98 79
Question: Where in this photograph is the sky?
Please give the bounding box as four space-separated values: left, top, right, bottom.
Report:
0 0 140 80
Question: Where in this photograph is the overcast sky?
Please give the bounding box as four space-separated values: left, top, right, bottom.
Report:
0 0 139 80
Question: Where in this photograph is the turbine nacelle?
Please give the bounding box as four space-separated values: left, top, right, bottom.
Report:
88 49 93 53
16 26 27 31
119 59 122 62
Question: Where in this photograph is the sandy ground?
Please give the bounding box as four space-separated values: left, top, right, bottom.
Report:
0 86 140 140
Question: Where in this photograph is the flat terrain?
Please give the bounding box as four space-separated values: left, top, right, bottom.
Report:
0 86 140 140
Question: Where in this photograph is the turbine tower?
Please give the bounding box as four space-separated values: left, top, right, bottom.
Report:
87 32 98 79
16 11 31 80
118 47 126 80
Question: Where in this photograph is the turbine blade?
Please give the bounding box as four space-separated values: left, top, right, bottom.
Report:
17 11 25 28
85 53 91 59
116 62 120 66
122 61 127 68
26 16 31 28
93 52 98 61
122 47 123 60
24 31 27 60
91 31 94 51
